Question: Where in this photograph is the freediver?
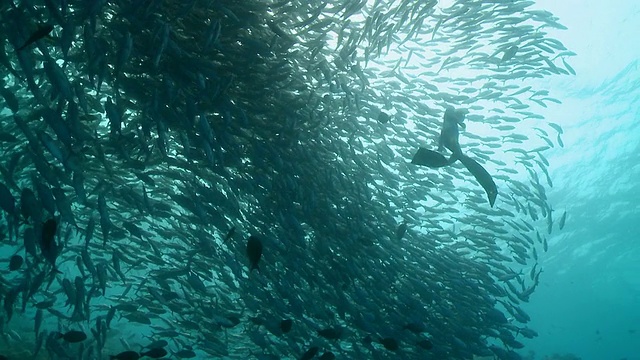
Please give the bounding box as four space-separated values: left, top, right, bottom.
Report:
412 107 498 207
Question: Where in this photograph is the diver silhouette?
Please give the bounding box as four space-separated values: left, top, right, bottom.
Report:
412 107 498 207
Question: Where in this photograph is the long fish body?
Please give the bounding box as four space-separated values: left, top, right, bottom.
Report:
17 24 54 51
246 235 263 272
40 218 59 269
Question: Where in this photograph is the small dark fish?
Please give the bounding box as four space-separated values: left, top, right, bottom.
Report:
0 181 16 216
123 312 151 324
20 188 40 222
300 346 319 360
558 210 567 230
35 298 56 309
140 347 167 358
280 319 293 333
377 111 390 124
0 131 18 143
40 218 60 269
17 24 55 51
0 89 19 114
161 291 179 301
222 315 241 328
173 349 196 358
9 254 23 271
223 226 235 242
134 172 155 187
110 350 140 360
246 235 263 272
501 45 518 62
411 147 450 168
317 327 342 340
58 330 87 343
403 322 426 333
417 338 433 350
395 222 407 241
42 218 58 245
319 352 335 360
379 337 399 351
557 132 564 147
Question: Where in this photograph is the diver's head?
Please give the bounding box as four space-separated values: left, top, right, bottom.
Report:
444 107 468 124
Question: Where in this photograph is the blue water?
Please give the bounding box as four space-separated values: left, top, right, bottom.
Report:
519 2 640 359
0 1 639 359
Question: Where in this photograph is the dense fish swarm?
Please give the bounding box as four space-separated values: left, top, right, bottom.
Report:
0 0 572 359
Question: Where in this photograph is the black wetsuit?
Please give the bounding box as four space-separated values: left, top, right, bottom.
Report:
438 107 467 164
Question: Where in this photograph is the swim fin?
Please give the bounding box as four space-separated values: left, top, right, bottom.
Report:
458 154 498 207
411 148 450 168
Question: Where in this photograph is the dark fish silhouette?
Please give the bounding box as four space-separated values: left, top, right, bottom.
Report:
501 45 519 62
142 340 168 350
20 188 40 222
0 181 16 216
403 322 426 333
319 352 335 360
223 226 236 242
17 24 54 51
395 222 408 241
140 347 167 359
110 350 139 360
246 235 263 272
317 327 342 340
377 111 390 123
558 210 567 230
173 349 196 358
40 218 60 270
280 319 293 333
417 338 433 350
300 346 319 360
35 298 56 309
379 337 399 351
57 330 87 343
9 254 23 271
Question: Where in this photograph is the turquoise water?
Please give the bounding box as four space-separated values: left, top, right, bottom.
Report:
0 1 638 359
520 1 640 359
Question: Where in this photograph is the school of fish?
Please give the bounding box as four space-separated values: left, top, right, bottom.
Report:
0 0 573 359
